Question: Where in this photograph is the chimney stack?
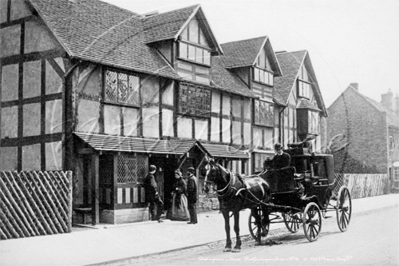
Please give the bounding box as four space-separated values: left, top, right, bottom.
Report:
349 83 358 90
381 89 393 111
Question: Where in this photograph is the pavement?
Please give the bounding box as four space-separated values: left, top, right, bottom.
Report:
1 193 398 266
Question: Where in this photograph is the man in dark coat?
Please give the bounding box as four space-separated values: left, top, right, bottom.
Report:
143 165 164 222
186 167 198 224
271 143 291 169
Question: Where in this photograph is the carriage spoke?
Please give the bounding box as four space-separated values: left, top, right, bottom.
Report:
343 212 349 224
313 224 319 235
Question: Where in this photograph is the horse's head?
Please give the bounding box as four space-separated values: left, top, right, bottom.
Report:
203 156 229 194
204 156 217 186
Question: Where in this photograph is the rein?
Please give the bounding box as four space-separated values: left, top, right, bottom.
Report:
216 171 235 198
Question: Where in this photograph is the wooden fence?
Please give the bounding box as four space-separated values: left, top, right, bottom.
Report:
0 171 73 240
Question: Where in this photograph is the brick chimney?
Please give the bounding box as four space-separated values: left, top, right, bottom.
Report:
349 83 358 90
381 89 393 111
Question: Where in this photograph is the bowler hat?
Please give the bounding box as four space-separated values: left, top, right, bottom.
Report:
149 165 157 171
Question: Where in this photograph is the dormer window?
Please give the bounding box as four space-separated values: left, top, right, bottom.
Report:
179 43 211 65
253 48 273 86
298 81 311 99
254 67 273 86
298 65 311 99
178 18 211 66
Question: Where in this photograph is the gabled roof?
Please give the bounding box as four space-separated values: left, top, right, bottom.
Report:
219 36 282 76
274 50 327 116
335 85 399 127
27 0 180 79
143 5 198 43
143 5 222 55
210 57 257 98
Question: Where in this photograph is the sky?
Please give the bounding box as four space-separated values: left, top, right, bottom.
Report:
103 0 399 107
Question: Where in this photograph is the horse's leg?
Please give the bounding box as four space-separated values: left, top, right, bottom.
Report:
222 210 232 252
232 211 241 252
251 207 262 246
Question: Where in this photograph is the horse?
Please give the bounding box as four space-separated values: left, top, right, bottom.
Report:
203 158 271 252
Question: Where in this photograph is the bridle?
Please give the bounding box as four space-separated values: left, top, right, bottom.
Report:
204 163 236 199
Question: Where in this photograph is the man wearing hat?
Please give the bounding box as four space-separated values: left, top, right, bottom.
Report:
271 143 291 169
186 167 198 224
143 165 164 222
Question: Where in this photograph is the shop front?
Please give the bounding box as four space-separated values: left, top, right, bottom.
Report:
72 132 211 224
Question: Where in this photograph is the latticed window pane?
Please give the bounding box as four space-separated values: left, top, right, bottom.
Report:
136 155 147 183
105 70 140 106
118 73 128 103
106 71 118 102
117 154 137 183
127 75 140 106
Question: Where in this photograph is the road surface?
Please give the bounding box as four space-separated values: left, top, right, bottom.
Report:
122 205 398 266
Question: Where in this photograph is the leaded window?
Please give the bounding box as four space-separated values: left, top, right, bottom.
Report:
105 70 140 105
117 153 147 184
254 100 274 127
179 83 211 117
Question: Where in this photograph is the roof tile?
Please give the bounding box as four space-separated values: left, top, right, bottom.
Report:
143 5 198 44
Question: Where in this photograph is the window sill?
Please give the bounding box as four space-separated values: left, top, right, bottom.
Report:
252 80 273 87
176 57 211 68
102 101 140 108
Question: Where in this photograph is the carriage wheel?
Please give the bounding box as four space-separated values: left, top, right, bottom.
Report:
248 206 269 242
283 211 302 233
336 186 352 232
302 202 322 242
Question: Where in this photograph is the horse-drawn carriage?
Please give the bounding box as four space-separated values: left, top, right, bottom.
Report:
204 142 352 252
248 142 352 243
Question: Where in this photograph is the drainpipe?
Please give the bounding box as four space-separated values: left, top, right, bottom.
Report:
62 60 82 171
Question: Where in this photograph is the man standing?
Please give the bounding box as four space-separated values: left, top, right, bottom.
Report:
186 167 198 224
143 165 164 222
271 143 291 169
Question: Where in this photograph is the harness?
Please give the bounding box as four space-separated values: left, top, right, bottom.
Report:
215 171 266 206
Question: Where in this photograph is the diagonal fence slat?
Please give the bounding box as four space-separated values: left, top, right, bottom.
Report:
0 188 29 237
5 172 41 236
36 172 68 233
23 172 58 234
0 171 73 240
17 172 51 236
1 173 36 236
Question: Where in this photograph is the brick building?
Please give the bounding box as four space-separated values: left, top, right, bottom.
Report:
327 83 399 189
1 0 328 223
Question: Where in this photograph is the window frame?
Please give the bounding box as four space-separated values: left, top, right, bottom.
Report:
297 79 311 99
253 66 274 86
104 69 140 107
177 41 212 67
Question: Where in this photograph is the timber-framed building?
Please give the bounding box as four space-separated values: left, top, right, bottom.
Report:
0 0 327 224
